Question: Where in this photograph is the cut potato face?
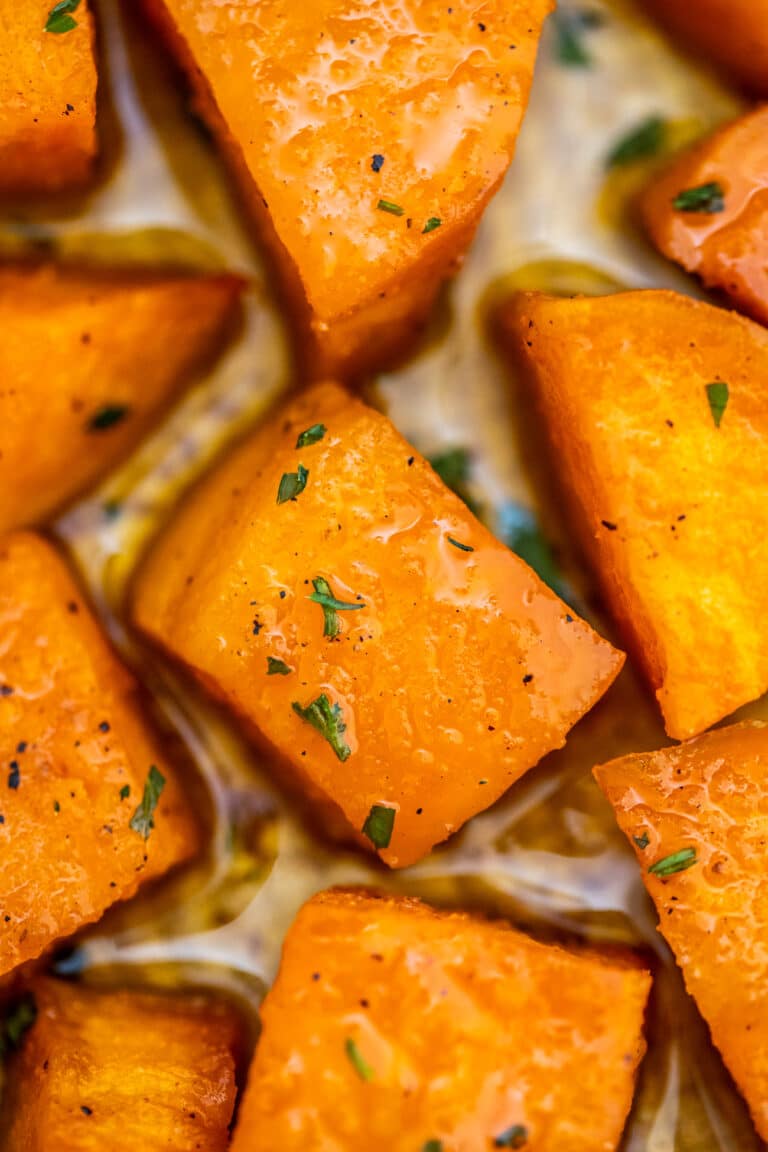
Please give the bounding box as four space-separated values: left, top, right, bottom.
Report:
142 0 553 377
499 288 768 740
0 532 198 977
132 381 623 868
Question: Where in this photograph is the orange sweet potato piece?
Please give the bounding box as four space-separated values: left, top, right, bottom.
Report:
594 721 768 1142
0 263 242 534
0 532 198 978
641 107 768 327
0 2 98 194
499 289 768 740
131 381 623 868
141 0 553 379
0 977 241 1151
640 0 768 98
231 888 651 1151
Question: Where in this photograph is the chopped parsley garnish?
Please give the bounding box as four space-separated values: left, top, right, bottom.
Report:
497 502 572 603
292 694 351 761
673 181 725 214
648 847 697 876
295 423 326 448
362 803 396 849
267 656 292 676
45 0 80 33
309 576 365 638
129 765 165 840
705 381 729 427
423 1143 443 1152
87 404 130 432
277 463 309 504
447 535 474 552
494 1125 529 1149
345 1037 374 1081
606 115 665 168
429 446 481 515
552 7 602 67
371 154 385 172
119 784 130 800
0 995 36 1055
422 217 442 233
633 831 650 850
377 199 405 217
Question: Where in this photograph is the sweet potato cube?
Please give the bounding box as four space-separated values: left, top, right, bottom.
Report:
0 263 242 534
640 0 768 98
1 978 241 1151
499 289 768 740
0 532 197 978
231 889 651 1151
0 2 98 194
142 0 553 378
132 381 623 868
594 721 768 1142
641 107 768 327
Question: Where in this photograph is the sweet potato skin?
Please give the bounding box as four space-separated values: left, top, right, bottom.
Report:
641 107 768 326
0 1 98 194
0 264 242 534
132 381 622 868
641 0 768 98
594 721 768 1141
141 0 553 379
499 289 768 740
231 888 650 1152
0 532 197 978
1 978 241 1151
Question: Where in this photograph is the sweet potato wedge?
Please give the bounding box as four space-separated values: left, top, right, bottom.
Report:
0 263 242 534
141 0 553 379
0 532 198 978
131 381 623 868
594 721 768 1141
231 888 651 1151
0 978 241 1151
499 289 768 740
640 0 768 98
641 107 768 327
0 1 98 194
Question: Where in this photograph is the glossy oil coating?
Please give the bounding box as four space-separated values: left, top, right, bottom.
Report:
0 977 241 1151
132 381 623 868
0 532 198 978
641 107 768 327
141 0 553 377
641 0 768 98
231 888 651 1151
0 1 98 194
594 721 768 1142
0 264 242 535
500 289 768 740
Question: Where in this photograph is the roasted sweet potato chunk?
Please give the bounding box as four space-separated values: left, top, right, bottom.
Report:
0 263 242 534
0 2 98 194
142 0 553 378
0 532 197 978
640 0 768 98
0 978 241 1151
499 289 768 740
641 107 768 327
231 888 650 1151
595 721 768 1142
132 382 622 868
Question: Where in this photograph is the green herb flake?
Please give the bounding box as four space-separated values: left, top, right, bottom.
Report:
423 1142 443 1152
0 995 37 1056
53 799 60 812
267 656 292 676
377 199 405 217
45 0 81 33
673 181 725 214
422 217 442 233
362 803 396 849
494 1125 529 1149
606 115 666 168
705 381 729 428
87 404 130 432
429 446 482 516
345 1037 374 1081
552 7 602 67
292 694 351 761
296 423 326 449
309 576 365 638
498 502 572 603
633 831 650 850
277 463 309 504
648 847 697 877
447 535 474 552
119 784 130 800
129 765 165 840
